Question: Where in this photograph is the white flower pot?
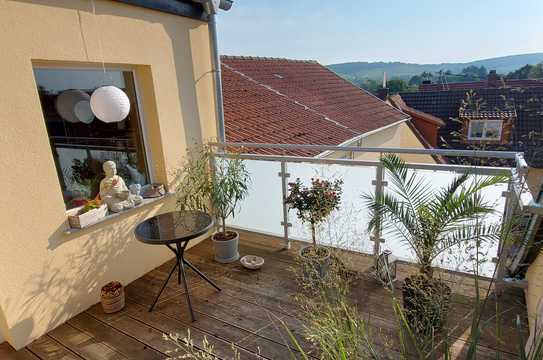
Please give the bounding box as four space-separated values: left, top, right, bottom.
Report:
212 231 240 263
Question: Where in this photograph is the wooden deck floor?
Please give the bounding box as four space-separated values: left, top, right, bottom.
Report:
1 230 528 359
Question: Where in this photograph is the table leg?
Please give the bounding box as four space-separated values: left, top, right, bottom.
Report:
183 258 221 292
175 241 197 321
178 257 196 322
149 260 178 312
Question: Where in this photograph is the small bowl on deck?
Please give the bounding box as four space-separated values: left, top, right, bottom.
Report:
240 255 264 270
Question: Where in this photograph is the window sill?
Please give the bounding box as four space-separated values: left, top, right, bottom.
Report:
64 192 174 236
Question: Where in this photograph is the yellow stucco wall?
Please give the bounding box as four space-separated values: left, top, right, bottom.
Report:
0 0 217 349
525 168 543 341
325 121 437 164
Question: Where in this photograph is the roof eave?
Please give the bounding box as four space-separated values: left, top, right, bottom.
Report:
113 0 209 21
315 118 410 158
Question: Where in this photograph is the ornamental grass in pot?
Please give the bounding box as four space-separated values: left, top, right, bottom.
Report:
285 177 343 278
175 145 250 263
364 154 506 334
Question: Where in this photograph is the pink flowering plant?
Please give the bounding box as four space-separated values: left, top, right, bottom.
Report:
285 178 343 253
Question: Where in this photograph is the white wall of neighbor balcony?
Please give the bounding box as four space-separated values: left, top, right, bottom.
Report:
228 159 507 278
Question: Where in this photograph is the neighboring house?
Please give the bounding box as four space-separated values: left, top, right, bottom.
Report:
0 0 225 349
399 81 543 168
221 56 439 163
387 94 445 148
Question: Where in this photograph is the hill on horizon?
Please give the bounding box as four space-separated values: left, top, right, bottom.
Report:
328 53 543 81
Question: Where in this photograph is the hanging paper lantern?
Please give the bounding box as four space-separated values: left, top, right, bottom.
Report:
55 90 91 123
74 100 94 124
90 86 130 123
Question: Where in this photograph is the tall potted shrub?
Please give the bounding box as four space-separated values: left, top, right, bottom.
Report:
285 177 343 277
176 145 250 263
364 154 505 333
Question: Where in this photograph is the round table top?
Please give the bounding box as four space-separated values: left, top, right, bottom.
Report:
134 210 213 245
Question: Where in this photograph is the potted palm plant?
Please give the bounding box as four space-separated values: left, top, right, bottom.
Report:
285 177 343 277
176 145 250 263
364 154 505 333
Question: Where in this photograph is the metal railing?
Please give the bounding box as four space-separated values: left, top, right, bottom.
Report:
209 142 540 278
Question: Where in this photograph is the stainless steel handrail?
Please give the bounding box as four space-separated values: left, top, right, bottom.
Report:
210 141 521 159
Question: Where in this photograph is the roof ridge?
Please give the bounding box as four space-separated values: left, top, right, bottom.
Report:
221 55 318 63
222 63 360 136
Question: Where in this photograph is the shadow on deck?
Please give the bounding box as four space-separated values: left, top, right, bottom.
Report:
1 230 528 359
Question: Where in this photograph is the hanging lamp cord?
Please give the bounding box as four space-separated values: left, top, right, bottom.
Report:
90 0 113 85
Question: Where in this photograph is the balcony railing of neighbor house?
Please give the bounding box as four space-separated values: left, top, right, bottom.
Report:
209 142 541 280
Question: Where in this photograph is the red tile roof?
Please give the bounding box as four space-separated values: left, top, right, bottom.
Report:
419 79 543 92
221 56 409 156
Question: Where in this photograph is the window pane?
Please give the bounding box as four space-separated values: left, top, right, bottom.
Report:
484 121 501 139
469 121 484 138
34 68 149 209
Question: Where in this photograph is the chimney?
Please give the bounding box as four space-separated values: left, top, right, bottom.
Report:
377 72 389 100
488 70 501 87
377 87 389 100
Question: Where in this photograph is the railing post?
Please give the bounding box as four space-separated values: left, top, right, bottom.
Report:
279 161 292 249
495 178 515 295
371 160 386 257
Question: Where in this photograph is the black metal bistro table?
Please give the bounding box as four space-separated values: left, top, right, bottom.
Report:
134 210 221 321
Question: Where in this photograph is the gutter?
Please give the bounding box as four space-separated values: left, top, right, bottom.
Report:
193 0 233 142
315 118 409 158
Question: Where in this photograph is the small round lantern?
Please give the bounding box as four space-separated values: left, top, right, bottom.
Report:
74 100 95 124
55 89 92 123
376 250 397 288
90 86 130 123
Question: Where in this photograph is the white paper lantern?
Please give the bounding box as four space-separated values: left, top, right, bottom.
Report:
90 86 131 123
74 100 94 124
55 90 91 123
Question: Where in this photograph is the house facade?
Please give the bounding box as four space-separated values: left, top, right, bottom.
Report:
0 0 222 349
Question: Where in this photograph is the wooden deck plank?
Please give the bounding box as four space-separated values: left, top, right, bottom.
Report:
67 313 163 360
26 335 84 360
0 342 41 360
85 301 261 360
47 323 128 360
153 293 302 359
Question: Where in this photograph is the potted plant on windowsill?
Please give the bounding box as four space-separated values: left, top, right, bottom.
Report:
285 177 343 278
363 154 506 334
175 145 250 263
67 198 108 229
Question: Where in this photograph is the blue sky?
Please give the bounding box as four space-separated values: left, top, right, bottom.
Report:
218 0 543 65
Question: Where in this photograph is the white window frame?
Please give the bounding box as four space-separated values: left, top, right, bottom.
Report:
467 119 503 141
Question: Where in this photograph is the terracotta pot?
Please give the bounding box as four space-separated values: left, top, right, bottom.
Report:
212 231 240 263
402 275 451 334
101 281 125 314
299 245 331 278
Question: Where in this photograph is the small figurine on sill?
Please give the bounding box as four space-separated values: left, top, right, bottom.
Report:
99 160 143 213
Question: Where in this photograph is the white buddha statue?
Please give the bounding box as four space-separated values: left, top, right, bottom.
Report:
99 160 143 213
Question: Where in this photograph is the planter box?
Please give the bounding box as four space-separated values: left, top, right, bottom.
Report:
101 281 125 314
67 204 108 229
